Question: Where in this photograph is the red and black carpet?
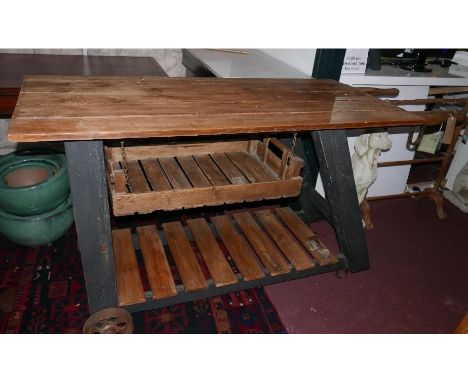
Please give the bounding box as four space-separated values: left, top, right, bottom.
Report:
0 227 286 334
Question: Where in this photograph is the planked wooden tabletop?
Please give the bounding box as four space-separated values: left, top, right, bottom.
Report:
8 76 425 142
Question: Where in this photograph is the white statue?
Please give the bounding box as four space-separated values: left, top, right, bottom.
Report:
352 132 392 228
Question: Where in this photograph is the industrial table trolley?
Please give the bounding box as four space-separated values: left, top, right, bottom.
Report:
8 76 424 333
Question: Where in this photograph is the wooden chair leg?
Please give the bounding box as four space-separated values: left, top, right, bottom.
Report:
360 198 374 230
428 190 447 220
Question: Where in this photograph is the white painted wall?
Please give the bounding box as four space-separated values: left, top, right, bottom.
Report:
259 49 316 76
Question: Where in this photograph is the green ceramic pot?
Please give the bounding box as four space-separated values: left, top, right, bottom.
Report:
0 196 74 246
0 150 70 216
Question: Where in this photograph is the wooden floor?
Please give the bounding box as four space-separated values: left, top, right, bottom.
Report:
112 207 338 307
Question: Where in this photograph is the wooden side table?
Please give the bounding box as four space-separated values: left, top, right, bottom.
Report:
8 76 424 332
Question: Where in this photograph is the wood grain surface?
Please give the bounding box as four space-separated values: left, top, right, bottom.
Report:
162 221 208 292
211 215 265 281
136 225 177 300
112 228 146 306
9 76 425 142
233 212 291 276
187 218 238 287
255 210 316 271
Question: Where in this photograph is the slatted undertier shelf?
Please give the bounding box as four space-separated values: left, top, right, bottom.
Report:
105 138 304 216
111 207 338 308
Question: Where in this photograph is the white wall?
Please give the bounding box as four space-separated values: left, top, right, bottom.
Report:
259 49 316 77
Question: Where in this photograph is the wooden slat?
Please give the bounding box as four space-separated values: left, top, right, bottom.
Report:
9 111 425 143
111 178 303 215
275 207 338 265
105 149 127 193
16 76 358 93
136 225 177 300
227 152 277 183
15 76 351 87
255 210 315 271
126 160 150 193
429 86 468 96
16 98 403 118
114 170 126 193
359 87 399 98
16 88 389 107
159 157 192 189
140 159 172 191
233 212 290 276
412 110 466 126
211 153 249 184
187 218 237 287
15 79 370 99
109 140 250 161
176 156 211 187
194 155 230 186
162 222 208 292
275 207 318 240
17 92 388 107
211 215 264 281
112 228 146 306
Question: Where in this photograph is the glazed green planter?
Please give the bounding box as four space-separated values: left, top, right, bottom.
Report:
0 196 74 246
0 150 70 216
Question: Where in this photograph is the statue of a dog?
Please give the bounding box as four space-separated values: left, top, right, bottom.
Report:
352 132 392 229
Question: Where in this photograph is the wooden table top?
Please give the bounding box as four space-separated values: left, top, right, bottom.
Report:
0 54 166 89
9 76 425 142
0 53 166 118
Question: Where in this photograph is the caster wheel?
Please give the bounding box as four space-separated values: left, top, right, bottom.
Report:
336 268 349 279
83 308 134 334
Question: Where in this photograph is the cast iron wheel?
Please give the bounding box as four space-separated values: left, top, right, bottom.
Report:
336 268 349 279
83 308 134 334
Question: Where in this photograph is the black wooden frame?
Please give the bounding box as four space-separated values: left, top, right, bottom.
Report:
66 134 368 314
124 259 344 313
65 141 117 314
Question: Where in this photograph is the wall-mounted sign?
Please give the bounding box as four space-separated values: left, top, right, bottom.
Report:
341 49 369 74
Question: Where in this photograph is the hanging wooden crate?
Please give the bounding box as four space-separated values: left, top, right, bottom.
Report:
105 138 304 216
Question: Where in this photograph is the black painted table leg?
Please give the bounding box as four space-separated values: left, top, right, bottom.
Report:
64 140 117 313
311 130 370 272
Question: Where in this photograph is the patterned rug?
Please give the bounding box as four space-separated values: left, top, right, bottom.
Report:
0 227 286 334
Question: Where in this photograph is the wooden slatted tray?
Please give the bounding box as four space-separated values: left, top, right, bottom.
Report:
111 207 338 307
105 138 304 216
